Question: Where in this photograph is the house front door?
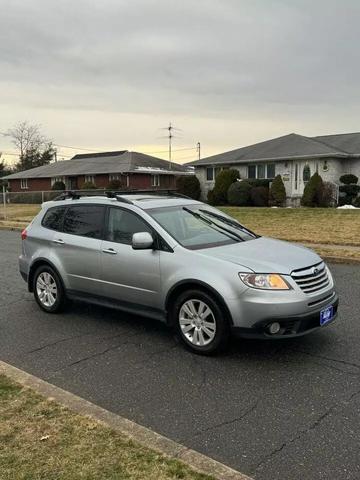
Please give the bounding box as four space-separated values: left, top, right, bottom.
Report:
293 162 301 193
67 177 78 190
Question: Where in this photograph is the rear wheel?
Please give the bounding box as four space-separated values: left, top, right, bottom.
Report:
33 265 65 313
172 289 230 355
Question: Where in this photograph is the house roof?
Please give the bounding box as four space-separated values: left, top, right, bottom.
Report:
311 132 360 154
187 132 360 167
3 150 189 180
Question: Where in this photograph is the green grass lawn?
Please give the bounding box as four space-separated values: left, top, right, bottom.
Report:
0 374 213 480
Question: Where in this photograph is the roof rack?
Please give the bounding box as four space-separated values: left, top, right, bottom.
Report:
53 189 191 204
105 189 191 199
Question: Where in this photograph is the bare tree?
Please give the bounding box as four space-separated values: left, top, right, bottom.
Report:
6 121 54 172
7 121 46 158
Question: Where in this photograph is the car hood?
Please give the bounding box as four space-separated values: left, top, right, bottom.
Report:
198 237 321 274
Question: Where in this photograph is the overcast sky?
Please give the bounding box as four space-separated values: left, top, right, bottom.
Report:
1 0 360 164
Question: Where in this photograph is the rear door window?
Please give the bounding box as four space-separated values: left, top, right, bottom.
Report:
63 205 105 239
42 207 66 231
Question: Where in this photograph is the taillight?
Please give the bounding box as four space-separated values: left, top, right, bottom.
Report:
21 229 27 241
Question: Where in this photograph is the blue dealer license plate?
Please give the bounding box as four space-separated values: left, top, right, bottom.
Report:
320 305 334 326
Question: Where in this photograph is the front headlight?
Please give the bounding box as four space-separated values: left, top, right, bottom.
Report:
239 273 291 290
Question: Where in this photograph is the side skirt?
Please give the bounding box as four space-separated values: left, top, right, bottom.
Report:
66 289 167 323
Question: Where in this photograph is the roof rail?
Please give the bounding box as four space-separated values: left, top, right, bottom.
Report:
52 189 191 204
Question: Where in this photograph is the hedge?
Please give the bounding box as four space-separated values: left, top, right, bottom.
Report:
227 181 251 206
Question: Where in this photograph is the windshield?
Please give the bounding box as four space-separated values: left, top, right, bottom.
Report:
148 204 258 249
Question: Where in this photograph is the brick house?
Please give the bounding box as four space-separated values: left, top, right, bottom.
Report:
4 150 191 192
188 133 360 205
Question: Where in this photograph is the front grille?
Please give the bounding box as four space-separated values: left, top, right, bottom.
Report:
291 262 330 294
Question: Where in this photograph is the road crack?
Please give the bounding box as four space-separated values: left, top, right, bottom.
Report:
294 349 360 372
47 330 146 376
252 387 360 474
193 400 259 437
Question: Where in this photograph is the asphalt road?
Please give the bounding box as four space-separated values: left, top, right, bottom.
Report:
1 229 360 480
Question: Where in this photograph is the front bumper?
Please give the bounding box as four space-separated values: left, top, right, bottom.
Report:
231 295 339 339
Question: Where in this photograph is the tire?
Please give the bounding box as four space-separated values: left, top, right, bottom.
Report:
171 289 230 355
33 265 66 313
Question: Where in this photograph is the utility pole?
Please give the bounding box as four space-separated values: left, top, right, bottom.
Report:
54 148 58 163
196 142 201 161
166 122 174 169
161 122 182 169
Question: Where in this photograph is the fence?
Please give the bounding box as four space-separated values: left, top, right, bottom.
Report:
0 188 109 221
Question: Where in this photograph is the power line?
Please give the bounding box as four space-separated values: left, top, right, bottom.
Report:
143 146 196 154
54 143 102 152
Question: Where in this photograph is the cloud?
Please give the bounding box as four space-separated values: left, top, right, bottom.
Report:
1 0 360 161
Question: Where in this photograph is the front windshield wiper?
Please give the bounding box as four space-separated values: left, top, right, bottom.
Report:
198 209 258 238
183 207 244 242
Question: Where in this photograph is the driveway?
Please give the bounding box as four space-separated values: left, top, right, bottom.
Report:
1 229 360 480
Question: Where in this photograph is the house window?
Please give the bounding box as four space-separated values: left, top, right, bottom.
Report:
109 174 121 181
51 176 65 186
84 175 95 185
20 179 28 189
248 165 256 179
257 164 266 179
206 166 225 181
295 164 299 190
247 164 275 179
206 167 214 181
266 164 275 179
152 174 160 187
126 175 130 187
303 164 311 183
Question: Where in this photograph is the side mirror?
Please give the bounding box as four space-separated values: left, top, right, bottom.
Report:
132 231 154 250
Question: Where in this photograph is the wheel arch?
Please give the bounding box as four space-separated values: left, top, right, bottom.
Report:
28 258 64 293
165 279 234 326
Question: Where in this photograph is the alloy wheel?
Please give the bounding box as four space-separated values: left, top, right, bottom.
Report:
36 272 57 308
179 299 216 346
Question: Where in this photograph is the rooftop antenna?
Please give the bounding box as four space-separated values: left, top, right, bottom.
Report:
160 122 182 169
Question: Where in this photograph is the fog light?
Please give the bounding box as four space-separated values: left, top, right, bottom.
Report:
268 322 281 335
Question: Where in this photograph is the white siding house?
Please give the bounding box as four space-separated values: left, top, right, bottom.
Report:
188 133 360 205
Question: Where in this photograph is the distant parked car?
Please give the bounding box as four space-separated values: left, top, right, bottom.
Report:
19 191 339 354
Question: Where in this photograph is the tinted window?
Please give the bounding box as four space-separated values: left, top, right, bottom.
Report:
63 205 105 239
106 208 152 245
206 167 214 181
42 207 66 231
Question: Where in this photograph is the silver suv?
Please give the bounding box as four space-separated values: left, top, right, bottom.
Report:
19 191 339 354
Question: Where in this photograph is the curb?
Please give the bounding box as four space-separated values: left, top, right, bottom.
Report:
0 360 252 480
0 225 23 231
321 255 360 265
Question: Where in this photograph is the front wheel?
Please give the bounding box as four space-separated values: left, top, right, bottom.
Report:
33 265 66 313
172 290 230 355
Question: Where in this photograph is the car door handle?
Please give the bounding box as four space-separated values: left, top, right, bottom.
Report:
53 238 64 244
102 248 117 255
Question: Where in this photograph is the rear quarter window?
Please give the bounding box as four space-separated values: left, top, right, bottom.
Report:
63 205 105 239
41 207 66 231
